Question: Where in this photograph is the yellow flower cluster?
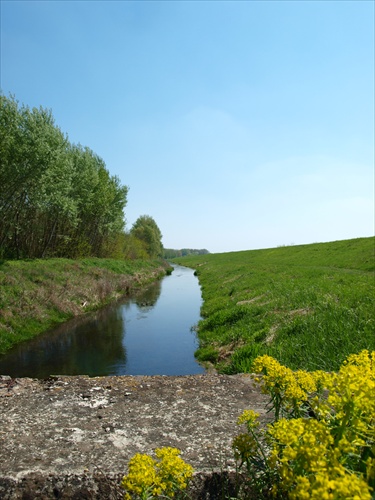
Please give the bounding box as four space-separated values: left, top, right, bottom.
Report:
234 350 375 499
315 350 375 428
121 454 157 498
252 354 318 418
121 447 194 499
233 432 259 462
289 471 371 500
233 411 262 463
268 418 371 499
237 409 260 427
154 447 194 494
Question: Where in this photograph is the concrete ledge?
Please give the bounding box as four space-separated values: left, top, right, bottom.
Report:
0 374 270 499
0 471 261 499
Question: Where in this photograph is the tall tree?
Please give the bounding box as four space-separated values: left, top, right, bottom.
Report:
0 94 128 259
130 215 163 258
0 95 76 258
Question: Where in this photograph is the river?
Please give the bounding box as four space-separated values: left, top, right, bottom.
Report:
0 264 205 378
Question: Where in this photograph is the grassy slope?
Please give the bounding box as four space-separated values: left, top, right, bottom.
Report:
173 237 375 373
0 257 170 354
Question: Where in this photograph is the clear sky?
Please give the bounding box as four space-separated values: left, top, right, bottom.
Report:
1 0 374 253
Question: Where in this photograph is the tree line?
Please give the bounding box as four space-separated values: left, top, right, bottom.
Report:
0 94 163 260
163 248 210 259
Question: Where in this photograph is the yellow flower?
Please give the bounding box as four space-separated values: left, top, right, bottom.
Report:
247 351 375 500
232 432 258 461
155 447 194 493
121 447 193 499
252 355 318 418
237 409 260 427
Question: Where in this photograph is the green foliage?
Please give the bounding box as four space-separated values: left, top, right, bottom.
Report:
195 345 219 363
0 93 129 259
173 237 375 373
225 344 262 374
130 215 163 259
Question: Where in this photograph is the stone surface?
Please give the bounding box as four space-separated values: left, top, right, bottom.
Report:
0 373 271 498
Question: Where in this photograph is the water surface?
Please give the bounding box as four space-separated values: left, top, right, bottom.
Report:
0 264 205 378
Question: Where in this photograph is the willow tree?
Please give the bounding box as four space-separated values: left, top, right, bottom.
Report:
67 144 128 257
0 95 76 258
0 94 128 259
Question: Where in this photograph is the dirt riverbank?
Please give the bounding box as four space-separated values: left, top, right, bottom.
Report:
0 373 271 499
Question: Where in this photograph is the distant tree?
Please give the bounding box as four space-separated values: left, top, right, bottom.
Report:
163 248 209 258
163 248 182 259
181 248 210 256
121 233 149 260
130 215 163 258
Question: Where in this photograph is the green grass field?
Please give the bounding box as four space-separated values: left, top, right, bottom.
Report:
173 237 375 373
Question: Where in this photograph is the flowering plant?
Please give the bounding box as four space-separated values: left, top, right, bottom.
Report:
251 354 322 420
233 350 375 499
121 447 194 499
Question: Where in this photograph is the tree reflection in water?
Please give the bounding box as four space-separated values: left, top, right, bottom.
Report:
0 304 127 378
0 266 204 378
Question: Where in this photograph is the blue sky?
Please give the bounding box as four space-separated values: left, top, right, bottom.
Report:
1 0 374 253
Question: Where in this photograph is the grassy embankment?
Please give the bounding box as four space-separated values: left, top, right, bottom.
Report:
0 258 170 354
173 237 375 373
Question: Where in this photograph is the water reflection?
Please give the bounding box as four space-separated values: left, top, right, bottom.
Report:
0 306 127 378
0 265 205 378
133 279 162 308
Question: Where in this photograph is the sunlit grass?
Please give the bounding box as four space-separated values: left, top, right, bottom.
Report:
173 237 375 372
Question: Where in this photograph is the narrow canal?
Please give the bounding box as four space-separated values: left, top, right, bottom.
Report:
0 265 205 378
